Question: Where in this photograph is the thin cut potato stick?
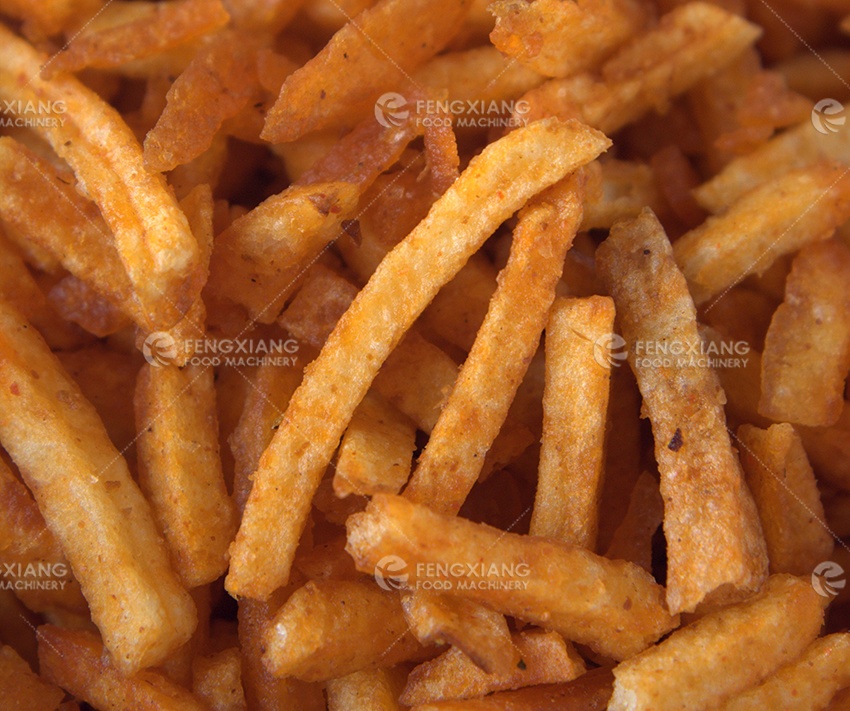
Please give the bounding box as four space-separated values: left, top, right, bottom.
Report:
261 0 471 142
191 647 247 711
38 626 210 710
673 164 850 307
530 295 614 548
226 118 610 600
596 209 767 615
604 471 664 573
758 240 850 427
719 633 850 711
404 172 589 515
327 667 405 711
736 423 834 575
402 591 520 676
346 494 679 661
0 301 196 673
0 644 65 711
608 575 826 711
401 629 586 706
42 0 229 78
0 26 202 332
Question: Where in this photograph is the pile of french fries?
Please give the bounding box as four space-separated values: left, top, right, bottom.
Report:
1 0 850 708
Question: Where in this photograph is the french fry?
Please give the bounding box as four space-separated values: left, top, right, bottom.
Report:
222 0 305 32
401 629 586 706
700 286 777 352
192 647 247 711
327 667 405 711
206 182 359 323
334 391 416 497
596 209 767 614
262 579 423 681
38 626 210 710
604 471 664 574
402 591 520 675
489 0 646 78
0 300 196 672
42 0 229 78
404 173 589 515
581 159 664 231
674 164 850 307
346 494 679 660
609 575 827 710
227 118 610 600
0 26 202 331
736 423 834 575
758 240 850 427
46 274 131 337
719 633 850 710
261 0 471 142
530 295 613 548
0 0 103 37
0 644 64 711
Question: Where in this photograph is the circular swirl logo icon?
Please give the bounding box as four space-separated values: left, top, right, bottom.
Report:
375 93 409 128
374 555 408 591
142 331 177 367
593 333 628 369
812 99 846 135
812 561 846 597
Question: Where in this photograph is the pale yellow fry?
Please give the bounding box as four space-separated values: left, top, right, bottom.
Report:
327 668 404 711
346 494 679 661
404 172 590 515
0 25 201 331
530 295 613 548
673 164 850 306
609 575 826 711
719 633 850 710
596 209 767 615
226 118 610 600
0 300 196 673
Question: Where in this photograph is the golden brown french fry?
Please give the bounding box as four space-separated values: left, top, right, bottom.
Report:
404 173 588 515
402 591 519 676
192 647 247 711
402 629 586 706
0 644 64 711
334 391 416 498
759 240 850 427
261 0 471 142
42 0 229 77
226 118 610 600
736 423 834 575
262 579 423 681
39 626 210 710
674 164 850 307
719 633 850 710
581 159 663 231
347 494 678 660
0 0 102 36
489 0 646 77
0 25 202 331
327 667 405 711
0 301 196 673
596 209 767 615
604 471 664 574
530 295 613 548
609 575 826 710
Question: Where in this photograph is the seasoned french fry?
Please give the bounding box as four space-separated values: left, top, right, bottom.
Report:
530 295 613 548
347 494 679 660
0 26 202 331
227 118 610 600
192 647 247 711
404 173 588 515
402 629 586 706
609 575 826 710
581 159 664 231
759 240 850 427
596 208 767 614
0 301 196 672
327 667 405 711
736 423 834 575
0 644 64 711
